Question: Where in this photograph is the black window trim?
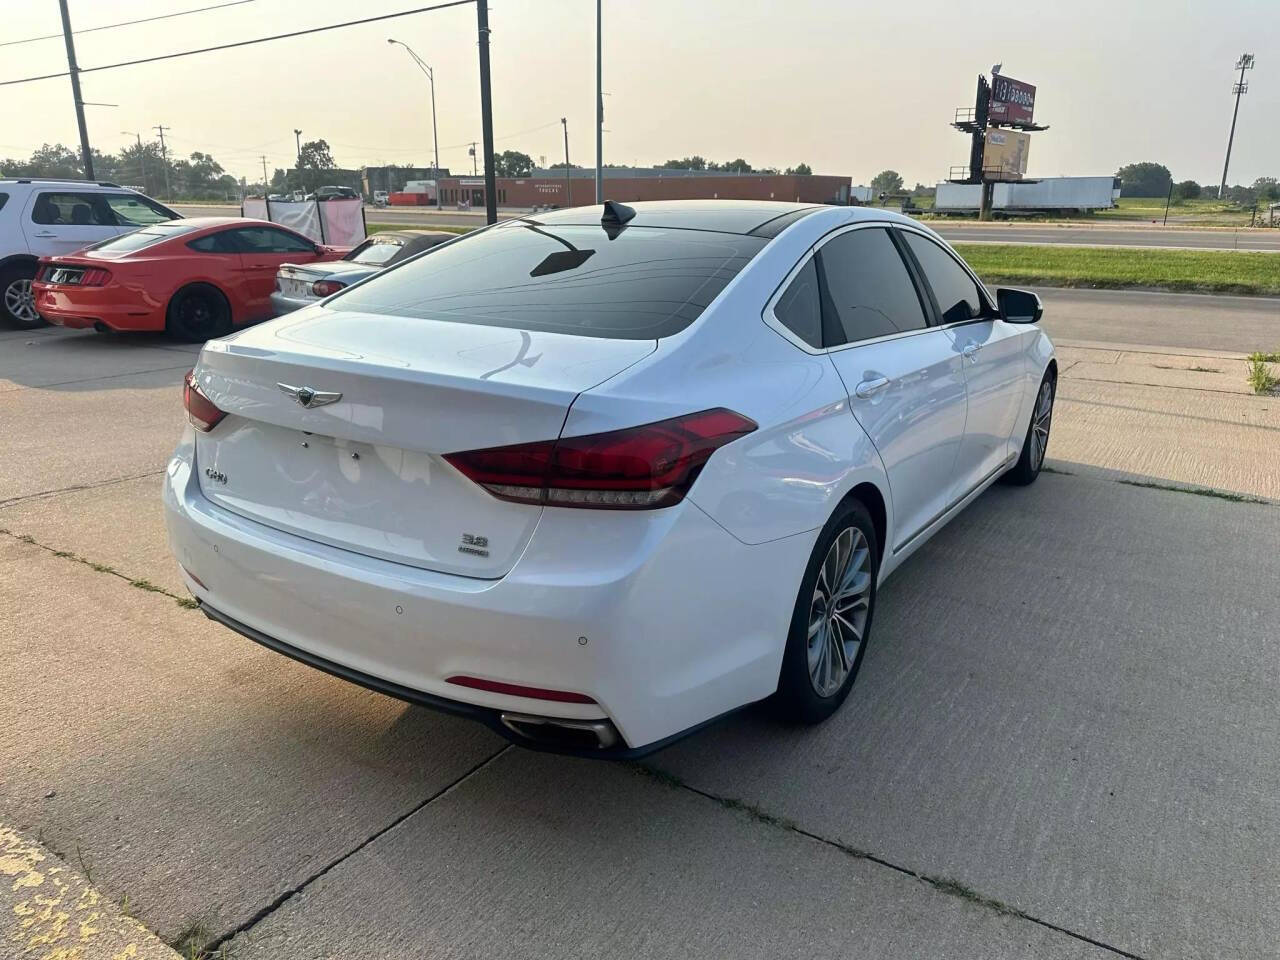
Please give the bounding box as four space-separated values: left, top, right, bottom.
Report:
762 220 954 355
892 225 997 328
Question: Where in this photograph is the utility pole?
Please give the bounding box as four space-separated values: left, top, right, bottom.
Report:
261 155 269 192
595 0 603 203
476 0 497 224
294 129 302 161
1218 53 1255 201
154 124 171 200
470 143 478 177
561 117 572 207
121 131 146 190
57 0 95 180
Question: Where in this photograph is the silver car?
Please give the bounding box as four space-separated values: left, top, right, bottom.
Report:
271 230 453 314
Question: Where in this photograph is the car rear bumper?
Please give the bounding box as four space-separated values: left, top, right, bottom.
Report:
33 282 164 331
163 428 811 751
269 291 314 315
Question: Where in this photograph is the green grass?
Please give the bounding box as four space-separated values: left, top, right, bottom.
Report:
954 243 1280 296
365 222 472 236
1093 196 1256 225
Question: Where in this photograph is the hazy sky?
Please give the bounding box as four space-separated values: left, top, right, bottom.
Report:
2 0 1276 188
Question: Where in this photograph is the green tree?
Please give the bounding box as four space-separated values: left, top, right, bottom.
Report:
1115 162 1172 198
1174 180 1201 200
661 156 707 170
493 150 534 177
1253 177 1280 202
785 162 812 176
719 158 754 173
870 169 904 195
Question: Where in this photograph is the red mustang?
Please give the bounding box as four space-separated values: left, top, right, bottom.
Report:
33 217 348 341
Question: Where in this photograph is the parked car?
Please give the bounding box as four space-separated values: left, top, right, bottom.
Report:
372 191 389 207
271 230 453 314
312 185 359 201
33 217 348 341
0 178 181 328
165 200 1056 755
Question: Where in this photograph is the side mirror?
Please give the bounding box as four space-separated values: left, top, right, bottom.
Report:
996 287 1043 324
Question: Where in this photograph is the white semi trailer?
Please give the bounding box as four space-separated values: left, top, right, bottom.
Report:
934 176 1121 215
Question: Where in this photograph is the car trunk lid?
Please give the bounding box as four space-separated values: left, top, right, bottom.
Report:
192 308 655 577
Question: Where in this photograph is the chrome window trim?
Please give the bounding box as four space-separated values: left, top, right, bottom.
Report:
762 220 966 356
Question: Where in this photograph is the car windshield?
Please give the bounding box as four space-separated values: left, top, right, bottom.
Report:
327 223 767 339
346 239 403 266
84 222 200 253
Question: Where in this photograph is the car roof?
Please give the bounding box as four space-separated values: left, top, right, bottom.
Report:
529 200 828 236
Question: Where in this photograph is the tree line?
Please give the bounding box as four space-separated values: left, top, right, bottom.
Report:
1115 162 1278 205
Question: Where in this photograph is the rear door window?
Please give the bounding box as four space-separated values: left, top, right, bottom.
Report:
328 223 767 340
816 228 929 345
30 192 115 226
901 232 986 325
773 258 822 348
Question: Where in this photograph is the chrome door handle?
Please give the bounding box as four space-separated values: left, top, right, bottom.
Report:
854 377 890 399
961 343 980 360
32 231 57 238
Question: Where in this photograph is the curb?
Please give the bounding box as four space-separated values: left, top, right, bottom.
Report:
1 823 180 959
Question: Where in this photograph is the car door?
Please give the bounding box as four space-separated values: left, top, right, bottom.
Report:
815 226 969 553
227 226 320 321
21 191 125 257
898 229 1028 501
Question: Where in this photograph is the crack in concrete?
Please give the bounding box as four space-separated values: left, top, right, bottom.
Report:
0 469 167 508
632 764 1150 960
0 361 194 394
201 744 513 956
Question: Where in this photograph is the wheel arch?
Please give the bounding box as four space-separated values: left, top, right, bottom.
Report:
0 254 39 276
166 280 232 322
842 481 888 564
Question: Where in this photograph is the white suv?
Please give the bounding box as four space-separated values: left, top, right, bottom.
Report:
0 178 181 328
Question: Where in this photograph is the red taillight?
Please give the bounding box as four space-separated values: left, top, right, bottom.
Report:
312 279 346 297
80 267 112 286
444 408 756 510
446 675 597 704
183 369 227 432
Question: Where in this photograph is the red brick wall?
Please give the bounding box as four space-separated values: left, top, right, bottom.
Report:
436 174 850 208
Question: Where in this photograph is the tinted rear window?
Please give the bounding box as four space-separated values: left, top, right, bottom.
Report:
328 223 767 339
85 222 200 253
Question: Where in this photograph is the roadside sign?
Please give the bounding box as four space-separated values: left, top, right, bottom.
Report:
989 74 1036 126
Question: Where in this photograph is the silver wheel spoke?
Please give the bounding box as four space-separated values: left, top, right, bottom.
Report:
806 525 872 697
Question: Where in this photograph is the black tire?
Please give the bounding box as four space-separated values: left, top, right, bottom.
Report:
1002 369 1056 486
0 261 45 329
166 284 232 342
773 498 880 725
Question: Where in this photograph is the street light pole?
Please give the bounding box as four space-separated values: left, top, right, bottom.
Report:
561 117 572 207
1218 53 1255 201
595 0 603 203
388 39 442 209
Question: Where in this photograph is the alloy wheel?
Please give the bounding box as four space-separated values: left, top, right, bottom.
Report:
1032 380 1054 470
807 526 872 697
4 278 38 325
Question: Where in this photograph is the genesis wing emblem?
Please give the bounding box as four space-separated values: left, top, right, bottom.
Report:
277 382 342 408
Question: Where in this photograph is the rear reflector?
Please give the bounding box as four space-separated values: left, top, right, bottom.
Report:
183 369 227 432
444 408 756 510
447 675 597 704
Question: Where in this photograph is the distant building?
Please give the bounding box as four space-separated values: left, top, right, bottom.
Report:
429 166 853 209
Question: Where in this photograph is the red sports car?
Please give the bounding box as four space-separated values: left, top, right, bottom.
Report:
32 217 348 341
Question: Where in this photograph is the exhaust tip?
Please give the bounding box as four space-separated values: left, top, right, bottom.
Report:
92 322 111 333
499 712 620 752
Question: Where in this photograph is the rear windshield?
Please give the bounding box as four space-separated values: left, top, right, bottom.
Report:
327 222 767 339
86 222 199 253
346 238 403 266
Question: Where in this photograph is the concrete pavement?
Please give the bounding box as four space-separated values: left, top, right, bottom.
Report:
3 301 1279 958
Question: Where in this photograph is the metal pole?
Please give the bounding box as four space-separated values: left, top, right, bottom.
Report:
561 117 572 207
261 155 269 191
1163 179 1173 225
1219 55 1253 200
595 0 603 203
154 124 171 200
58 0 95 180
476 0 497 224
429 66 441 209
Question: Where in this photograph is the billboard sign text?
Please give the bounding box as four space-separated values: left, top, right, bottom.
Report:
989 74 1036 126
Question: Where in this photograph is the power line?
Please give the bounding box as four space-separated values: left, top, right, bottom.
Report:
0 1 476 88
0 1 256 49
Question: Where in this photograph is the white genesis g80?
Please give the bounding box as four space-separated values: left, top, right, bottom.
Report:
164 200 1056 756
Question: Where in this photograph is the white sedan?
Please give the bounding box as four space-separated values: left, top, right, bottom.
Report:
164 200 1056 756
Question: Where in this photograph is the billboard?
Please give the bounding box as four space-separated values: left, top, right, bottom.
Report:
983 128 1031 179
989 73 1036 126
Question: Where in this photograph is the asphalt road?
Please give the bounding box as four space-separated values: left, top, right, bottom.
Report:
174 203 1280 250
2 292 1278 959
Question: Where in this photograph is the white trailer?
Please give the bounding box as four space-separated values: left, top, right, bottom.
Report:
934 176 1121 215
